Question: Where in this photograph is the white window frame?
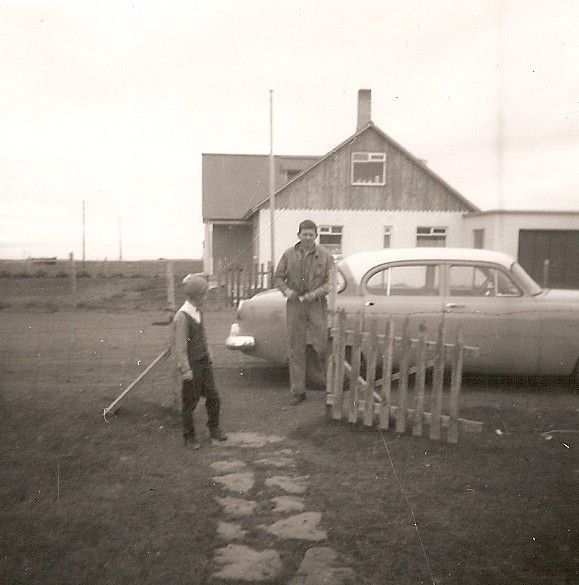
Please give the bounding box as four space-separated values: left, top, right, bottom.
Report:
351 152 386 186
416 226 447 247
383 226 392 248
319 225 343 257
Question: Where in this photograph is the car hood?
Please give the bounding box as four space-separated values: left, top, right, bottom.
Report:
540 288 579 302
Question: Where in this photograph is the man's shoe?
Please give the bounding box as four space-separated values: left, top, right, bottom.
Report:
290 393 306 406
209 428 228 442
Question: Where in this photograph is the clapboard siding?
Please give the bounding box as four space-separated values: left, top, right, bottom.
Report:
275 127 471 212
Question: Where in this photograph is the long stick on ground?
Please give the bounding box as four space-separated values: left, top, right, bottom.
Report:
103 347 170 420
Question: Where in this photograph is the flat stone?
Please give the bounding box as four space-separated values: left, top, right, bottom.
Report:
271 496 305 513
261 512 327 542
217 521 247 541
254 456 295 469
218 432 284 448
289 547 356 585
210 460 247 474
213 544 282 581
216 496 258 518
271 448 295 456
297 547 339 574
303 567 356 585
265 475 309 494
213 472 255 493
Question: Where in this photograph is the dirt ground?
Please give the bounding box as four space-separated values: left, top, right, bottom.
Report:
0 306 577 585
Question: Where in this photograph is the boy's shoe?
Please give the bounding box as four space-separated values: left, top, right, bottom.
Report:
184 435 201 450
209 428 228 442
290 392 306 406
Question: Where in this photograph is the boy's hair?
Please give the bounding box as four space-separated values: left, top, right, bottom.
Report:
298 219 317 234
182 274 208 299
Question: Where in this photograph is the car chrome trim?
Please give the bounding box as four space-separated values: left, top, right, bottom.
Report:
226 335 256 350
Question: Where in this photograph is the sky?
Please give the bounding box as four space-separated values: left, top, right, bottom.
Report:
1 0 578 260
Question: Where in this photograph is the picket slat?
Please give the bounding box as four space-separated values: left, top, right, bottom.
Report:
332 309 347 420
379 317 394 430
447 327 464 444
363 317 378 427
395 317 411 434
412 323 428 437
430 321 445 441
347 312 364 423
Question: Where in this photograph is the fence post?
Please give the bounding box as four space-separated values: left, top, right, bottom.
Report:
447 327 464 444
331 309 347 420
412 323 428 437
542 259 550 288
430 320 446 441
69 252 77 309
395 317 411 433
166 260 176 311
363 317 378 427
327 267 337 330
379 317 394 430
216 262 223 311
347 311 363 423
260 263 265 290
104 257 108 278
268 261 273 289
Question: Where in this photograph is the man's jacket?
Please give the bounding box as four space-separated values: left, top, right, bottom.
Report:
274 243 334 300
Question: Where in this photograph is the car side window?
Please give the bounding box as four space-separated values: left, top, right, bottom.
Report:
365 264 441 296
449 265 521 297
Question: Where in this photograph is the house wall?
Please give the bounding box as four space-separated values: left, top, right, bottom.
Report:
207 222 253 272
258 208 464 266
274 127 472 212
462 212 579 257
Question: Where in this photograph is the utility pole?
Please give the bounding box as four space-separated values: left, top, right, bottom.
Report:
269 89 275 270
118 217 123 261
82 200 86 267
495 0 505 251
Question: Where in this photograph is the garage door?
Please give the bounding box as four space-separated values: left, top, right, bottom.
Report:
518 230 579 289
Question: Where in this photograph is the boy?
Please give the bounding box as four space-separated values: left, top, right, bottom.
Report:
174 274 227 449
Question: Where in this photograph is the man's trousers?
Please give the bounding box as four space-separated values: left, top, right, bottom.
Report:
286 298 328 397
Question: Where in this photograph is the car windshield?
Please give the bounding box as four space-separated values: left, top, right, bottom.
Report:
511 262 542 295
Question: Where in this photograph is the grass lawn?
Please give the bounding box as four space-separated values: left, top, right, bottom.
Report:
0 277 577 584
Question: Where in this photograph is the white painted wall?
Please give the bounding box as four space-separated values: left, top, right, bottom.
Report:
257 208 464 266
463 212 579 258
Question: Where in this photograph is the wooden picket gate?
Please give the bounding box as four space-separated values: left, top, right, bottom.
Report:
325 309 483 443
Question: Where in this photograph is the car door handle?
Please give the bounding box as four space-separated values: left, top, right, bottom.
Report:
365 301 375 306
445 302 465 309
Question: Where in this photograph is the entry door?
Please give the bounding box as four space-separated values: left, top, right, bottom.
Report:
518 230 579 289
443 263 539 375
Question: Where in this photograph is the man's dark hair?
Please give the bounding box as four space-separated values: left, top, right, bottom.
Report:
298 219 317 234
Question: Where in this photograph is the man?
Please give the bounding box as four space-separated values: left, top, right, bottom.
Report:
174 274 227 449
274 220 335 405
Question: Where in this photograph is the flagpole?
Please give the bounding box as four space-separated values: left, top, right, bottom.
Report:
269 89 275 272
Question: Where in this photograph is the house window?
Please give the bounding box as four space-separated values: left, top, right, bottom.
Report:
319 225 343 257
383 226 392 248
351 152 386 186
473 229 485 249
416 226 447 247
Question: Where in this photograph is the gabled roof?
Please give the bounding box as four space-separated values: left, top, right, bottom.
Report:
202 153 320 221
244 122 479 218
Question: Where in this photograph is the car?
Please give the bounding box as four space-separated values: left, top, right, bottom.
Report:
226 248 579 384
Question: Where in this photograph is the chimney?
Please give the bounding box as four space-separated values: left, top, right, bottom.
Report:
357 89 371 131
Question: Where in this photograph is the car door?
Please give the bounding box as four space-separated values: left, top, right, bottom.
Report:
361 261 445 348
442 262 540 375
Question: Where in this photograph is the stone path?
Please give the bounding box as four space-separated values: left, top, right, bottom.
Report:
207 431 356 583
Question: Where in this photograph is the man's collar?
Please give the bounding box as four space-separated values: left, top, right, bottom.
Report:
294 242 318 256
